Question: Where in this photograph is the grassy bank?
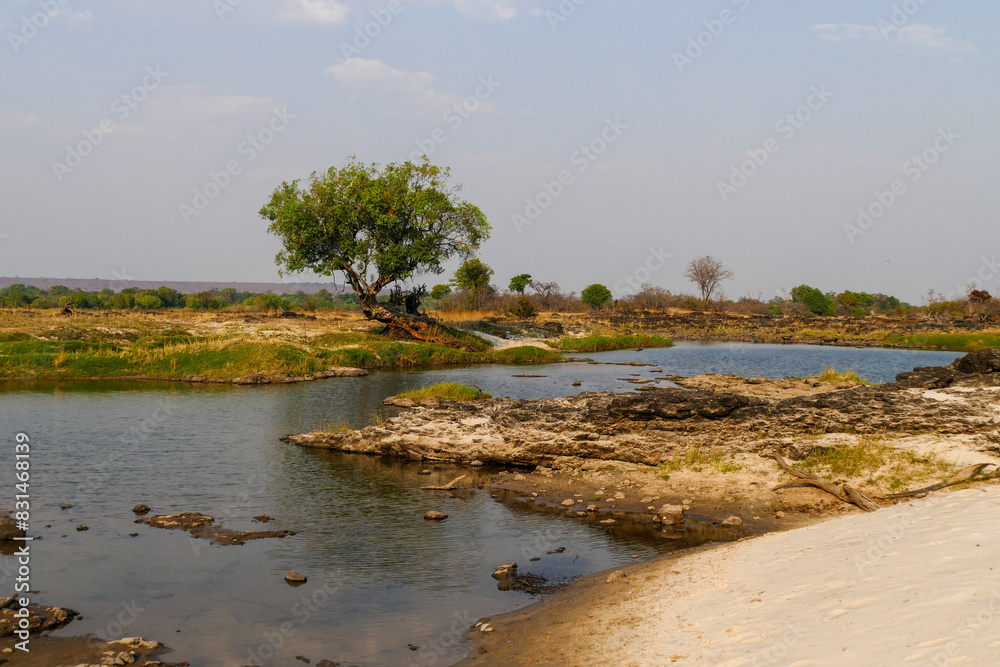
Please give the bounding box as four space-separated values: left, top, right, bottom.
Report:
552 333 673 353
881 332 1000 352
0 310 561 381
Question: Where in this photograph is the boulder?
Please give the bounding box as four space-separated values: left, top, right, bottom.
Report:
655 504 684 526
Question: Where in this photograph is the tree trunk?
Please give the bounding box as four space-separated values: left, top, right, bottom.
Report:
360 297 477 351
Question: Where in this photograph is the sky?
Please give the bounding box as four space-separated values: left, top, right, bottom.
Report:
1 0 998 303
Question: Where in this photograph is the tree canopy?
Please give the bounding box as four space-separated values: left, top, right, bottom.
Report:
260 157 490 330
581 283 613 309
509 273 532 294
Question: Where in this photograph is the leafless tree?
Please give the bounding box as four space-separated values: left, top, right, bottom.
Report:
684 256 734 305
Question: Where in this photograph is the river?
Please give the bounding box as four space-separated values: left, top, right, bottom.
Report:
0 343 963 665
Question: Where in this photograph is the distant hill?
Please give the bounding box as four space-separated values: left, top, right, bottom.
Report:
0 277 344 295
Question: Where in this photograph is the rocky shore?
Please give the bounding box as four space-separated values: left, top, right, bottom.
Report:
283 349 1000 470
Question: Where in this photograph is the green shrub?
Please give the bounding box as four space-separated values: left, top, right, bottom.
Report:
581 284 612 310
506 296 538 319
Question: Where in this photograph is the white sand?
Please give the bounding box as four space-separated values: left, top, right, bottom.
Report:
596 486 1000 666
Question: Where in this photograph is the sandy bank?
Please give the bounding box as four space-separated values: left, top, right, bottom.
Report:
464 484 1000 666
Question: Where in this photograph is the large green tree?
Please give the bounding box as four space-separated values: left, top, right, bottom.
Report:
260 158 490 339
581 283 613 310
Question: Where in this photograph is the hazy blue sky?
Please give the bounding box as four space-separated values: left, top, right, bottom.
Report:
2 0 997 302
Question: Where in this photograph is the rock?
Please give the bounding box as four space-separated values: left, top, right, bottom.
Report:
586 505 597 512
613 492 626 500
252 514 272 523
129 532 139 537
233 373 272 385
284 571 307 584
136 512 294 546
572 381 582 387
76 524 89 531
682 498 693 505
60 504 73 510
640 496 653 504
424 511 448 521
599 519 616 525
721 515 743 526
469 460 484 466
418 470 432 475
492 562 518 591
512 474 525 481
775 511 786 519
655 504 684 526
606 571 628 583
115 637 163 650
132 504 151 515
0 515 26 541
560 499 575 507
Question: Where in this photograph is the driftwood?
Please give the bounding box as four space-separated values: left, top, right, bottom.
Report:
772 454 881 512
421 475 466 491
774 455 1000 510
879 463 999 499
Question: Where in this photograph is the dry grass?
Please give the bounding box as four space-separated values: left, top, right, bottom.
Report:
798 434 957 492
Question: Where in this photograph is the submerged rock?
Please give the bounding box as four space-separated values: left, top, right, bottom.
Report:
136 512 295 546
0 514 26 541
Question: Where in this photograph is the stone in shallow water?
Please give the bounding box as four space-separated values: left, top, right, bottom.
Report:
133 504 151 515
285 571 307 584
424 511 448 521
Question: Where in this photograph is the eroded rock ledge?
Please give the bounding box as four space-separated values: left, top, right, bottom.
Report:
282 350 1000 467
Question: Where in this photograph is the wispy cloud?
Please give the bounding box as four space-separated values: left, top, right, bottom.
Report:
327 58 481 118
280 0 349 24
811 22 979 60
451 0 518 20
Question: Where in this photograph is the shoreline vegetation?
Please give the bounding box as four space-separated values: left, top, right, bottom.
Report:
1 307 999 382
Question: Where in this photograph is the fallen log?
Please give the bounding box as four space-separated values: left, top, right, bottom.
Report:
421 475 467 491
879 463 999 499
772 454 881 512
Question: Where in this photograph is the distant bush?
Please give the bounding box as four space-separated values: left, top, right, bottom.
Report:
766 305 783 317
506 296 538 319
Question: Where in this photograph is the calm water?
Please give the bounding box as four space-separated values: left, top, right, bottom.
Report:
0 343 963 666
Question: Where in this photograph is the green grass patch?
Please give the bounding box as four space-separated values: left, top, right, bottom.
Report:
395 382 491 401
817 366 870 384
797 434 955 491
552 334 673 353
882 332 1000 352
658 444 743 475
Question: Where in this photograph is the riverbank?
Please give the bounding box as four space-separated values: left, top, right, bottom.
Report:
4 307 998 382
460 483 1000 666
0 309 561 382
283 350 1000 663
600 311 1000 352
